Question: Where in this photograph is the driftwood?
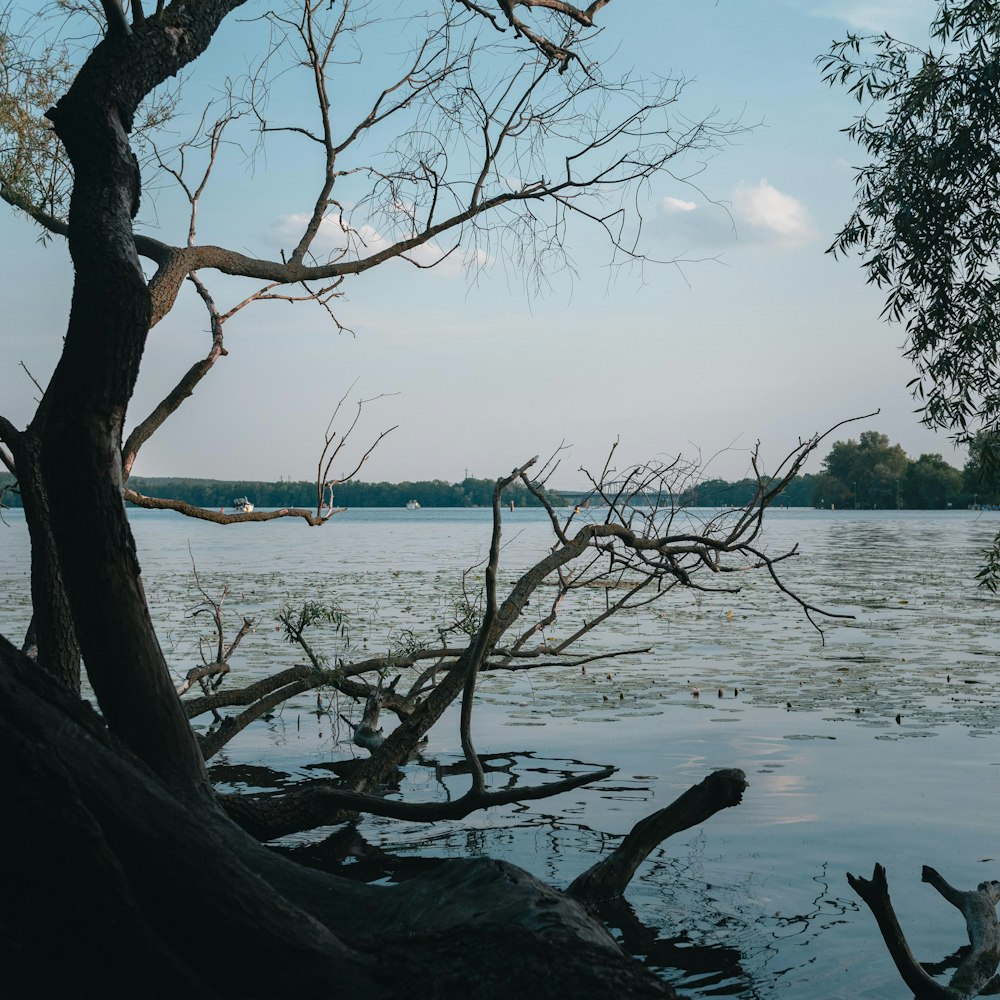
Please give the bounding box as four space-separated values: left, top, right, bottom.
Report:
567 768 748 904
847 863 1000 998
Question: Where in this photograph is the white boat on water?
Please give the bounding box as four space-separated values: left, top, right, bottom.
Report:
405 499 421 510
233 497 254 513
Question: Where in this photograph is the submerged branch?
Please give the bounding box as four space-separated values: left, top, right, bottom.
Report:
567 768 748 904
221 763 615 840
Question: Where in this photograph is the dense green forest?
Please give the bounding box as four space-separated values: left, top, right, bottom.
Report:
698 431 984 510
1 432 987 510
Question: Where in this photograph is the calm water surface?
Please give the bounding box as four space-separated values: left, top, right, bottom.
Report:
2 506 999 998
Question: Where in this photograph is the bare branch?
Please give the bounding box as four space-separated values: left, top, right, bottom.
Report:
0 414 20 476
182 665 314 720
122 272 227 479
483 645 653 671
99 0 131 37
198 680 312 761
313 387 398 517
123 489 334 526
460 457 537 791
18 361 44 397
175 661 229 697
454 0 605 72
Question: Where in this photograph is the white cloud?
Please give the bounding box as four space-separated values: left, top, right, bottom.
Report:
731 179 815 244
653 181 815 249
662 196 698 213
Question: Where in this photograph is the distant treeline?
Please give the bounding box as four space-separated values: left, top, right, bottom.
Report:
0 430 980 511
0 475 563 510
694 432 974 510
127 476 565 509
0 468 944 511
679 475 818 508
0 472 808 509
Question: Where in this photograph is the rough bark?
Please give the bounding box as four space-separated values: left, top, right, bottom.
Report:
8 431 81 689
0 636 373 999
28 2 251 797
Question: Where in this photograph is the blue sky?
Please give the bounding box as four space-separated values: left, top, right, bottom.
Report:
2 0 955 489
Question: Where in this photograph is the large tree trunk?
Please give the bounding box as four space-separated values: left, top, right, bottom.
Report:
31 20 230 798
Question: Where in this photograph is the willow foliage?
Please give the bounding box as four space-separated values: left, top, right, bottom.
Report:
820 0 1000 438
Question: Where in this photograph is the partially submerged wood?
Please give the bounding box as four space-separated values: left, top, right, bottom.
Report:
220 763 616 841
847 863 1000 999
923 866 1000 998
567 768 748 904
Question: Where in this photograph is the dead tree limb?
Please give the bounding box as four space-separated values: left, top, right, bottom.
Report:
123 490 337 525
176 661 229 697
220 763 616 841
459 459 537 792
922 866 1000 998
181 665 314 719
846 864 951 999
174 571 257 698
567 768 748 904
121 273 228 479
847 863 1000 999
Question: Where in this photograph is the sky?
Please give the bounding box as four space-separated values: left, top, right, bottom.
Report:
1 0 957 491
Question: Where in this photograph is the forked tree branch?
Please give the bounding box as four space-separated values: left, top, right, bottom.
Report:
122 273 227 479
848 863 1000 999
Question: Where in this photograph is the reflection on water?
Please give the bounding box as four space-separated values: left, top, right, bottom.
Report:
4 507 1000 997
212 698 999 999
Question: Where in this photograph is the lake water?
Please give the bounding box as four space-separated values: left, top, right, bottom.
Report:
3 506 1000 998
